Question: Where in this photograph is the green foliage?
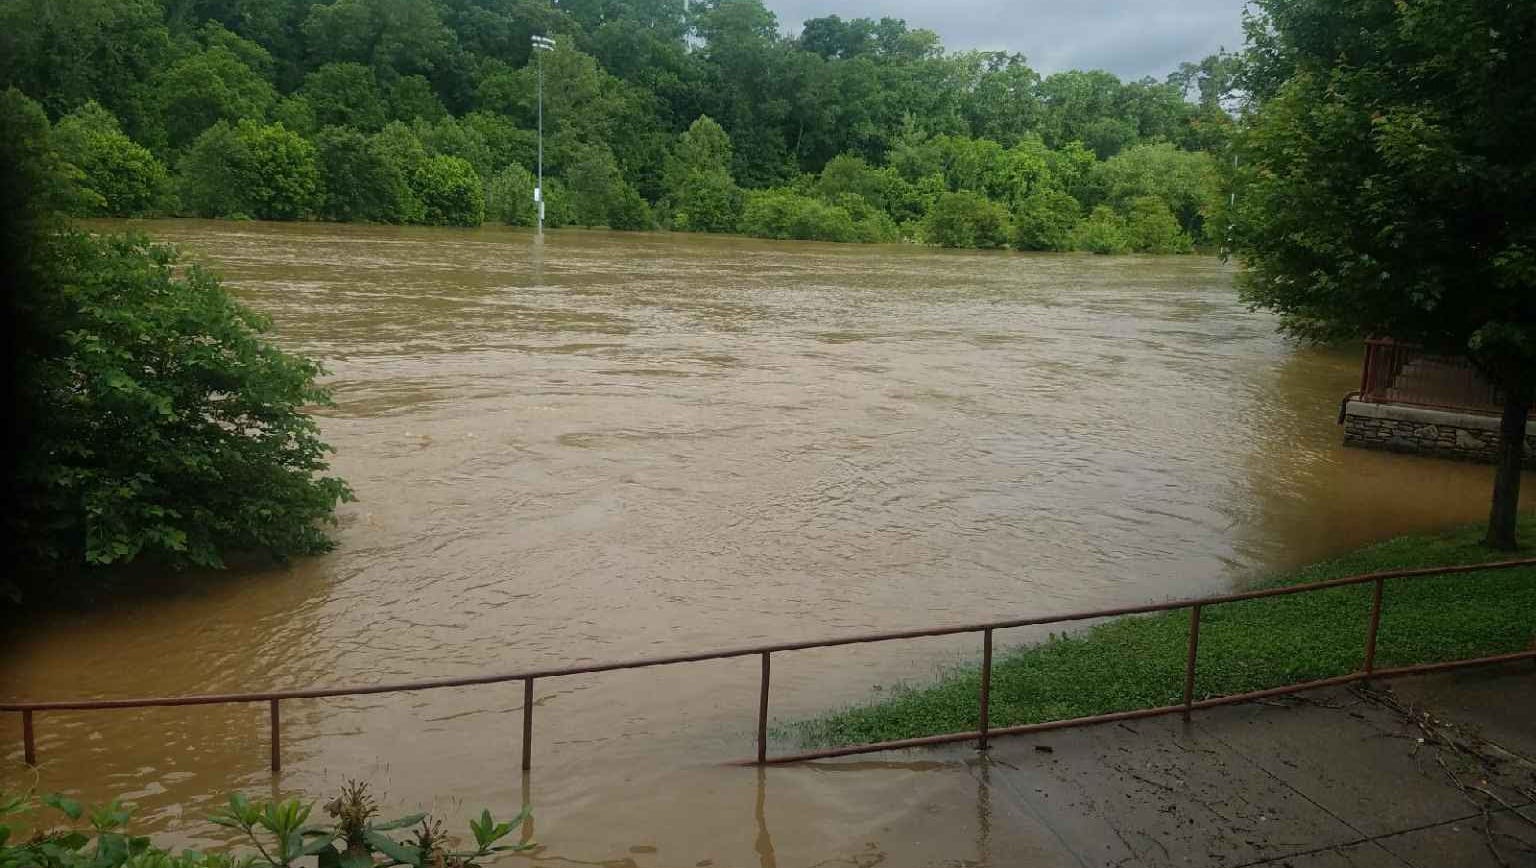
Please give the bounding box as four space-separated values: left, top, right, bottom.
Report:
1123 196 1192 254
52 102 170 216
793 514 1536 747
1010 188 1080 251
663 116 742 232
1232 0 1536 376
667 169 740 233
301 63 388 132
1232 0 1536 548
1069 204 1130 254
1085 142 1218 241
313 125 406 222
606 184 655 231
153 45 276 152
271 96 318 137
179 120 319 220
816 153 888 208
13 229 351 595
366 122 430 223
388 75 446 123
485 164 536 226
0 0 171 134
741 189 857 242
564 145 625 227
1 782 533 868
0 0 1234 252
413 155 484 227
921 191 1010 249
301 0 451 76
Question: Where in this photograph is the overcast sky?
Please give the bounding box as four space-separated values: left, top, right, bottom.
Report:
764 0 1249 81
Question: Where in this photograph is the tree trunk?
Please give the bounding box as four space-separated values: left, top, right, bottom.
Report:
1485 393 1530 551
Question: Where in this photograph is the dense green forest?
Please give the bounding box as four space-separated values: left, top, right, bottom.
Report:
0 0 1236 251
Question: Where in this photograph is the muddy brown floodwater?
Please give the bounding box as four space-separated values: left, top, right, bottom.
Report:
4 221 1530 866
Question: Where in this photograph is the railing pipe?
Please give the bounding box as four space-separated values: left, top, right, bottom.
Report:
521 678 534 771
10 559 1529 716
1182 605 1202 720
978 629 993 751
1363 578 1384 675
22 710 35 766
756 652 771 764
269 700 281 773
4 558 1534 771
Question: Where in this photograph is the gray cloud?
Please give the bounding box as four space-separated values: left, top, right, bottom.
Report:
763 0 1247 80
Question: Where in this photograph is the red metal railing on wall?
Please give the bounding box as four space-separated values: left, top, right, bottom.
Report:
6 559 1536 771
1358 338 1504 414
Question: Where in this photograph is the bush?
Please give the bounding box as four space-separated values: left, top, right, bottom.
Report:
607 184 654 230
669 168 741 233
1083 142 1218 240
486 164 536 226
414 154 484 226
179 120 319 220
13 231 351 597
367 122 430 223
1011 188 1081 251
1124 195 1193 253
52 102 170 217
741 189 857 242
564 145 629 227
664 116 743 233
737 190 898 244
817 153 890 209
314 125 411 222
832 193 902 243
1070 204 1131 254
921 191 1011 249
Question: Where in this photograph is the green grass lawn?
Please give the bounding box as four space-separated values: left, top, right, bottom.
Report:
790 514 1536 748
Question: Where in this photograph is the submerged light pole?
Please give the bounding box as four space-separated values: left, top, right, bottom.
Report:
531 34 555 235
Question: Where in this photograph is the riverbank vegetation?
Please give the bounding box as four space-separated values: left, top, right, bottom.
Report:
792 515 1536 747
0 782 533 868
3 88 351 605
0 0 1235 251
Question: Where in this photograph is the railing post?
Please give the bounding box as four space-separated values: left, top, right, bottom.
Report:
269 700 281 773
978 629 993 751
521 678 535 771
22 710 36 766
756 652 771 764
1363 578 1384 676
1183 605 1202 721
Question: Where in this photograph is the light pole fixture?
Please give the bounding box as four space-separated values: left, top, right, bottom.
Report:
531 34 556 235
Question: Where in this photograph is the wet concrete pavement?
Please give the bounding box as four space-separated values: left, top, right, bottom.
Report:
912 664 1536 867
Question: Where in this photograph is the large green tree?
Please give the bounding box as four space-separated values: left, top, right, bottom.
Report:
1232 0 1536 549
663 115 742 232
52 102 170 216
3 88 350 602
153 44 278 151
179 119 319 219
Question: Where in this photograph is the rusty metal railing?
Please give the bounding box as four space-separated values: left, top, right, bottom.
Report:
5 559 1536 771
1358 338 1504 414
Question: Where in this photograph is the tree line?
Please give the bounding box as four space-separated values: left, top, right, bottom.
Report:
0 0 1236 251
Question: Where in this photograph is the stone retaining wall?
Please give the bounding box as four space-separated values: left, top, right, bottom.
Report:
1342 399 1536 468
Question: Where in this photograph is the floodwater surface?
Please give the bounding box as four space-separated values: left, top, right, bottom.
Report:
4 221 1529 866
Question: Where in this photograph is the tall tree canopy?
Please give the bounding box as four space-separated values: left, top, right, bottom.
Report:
1232 0 1536 549
0 0 1236 248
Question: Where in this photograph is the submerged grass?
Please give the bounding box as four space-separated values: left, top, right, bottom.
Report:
791 515 1536 747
